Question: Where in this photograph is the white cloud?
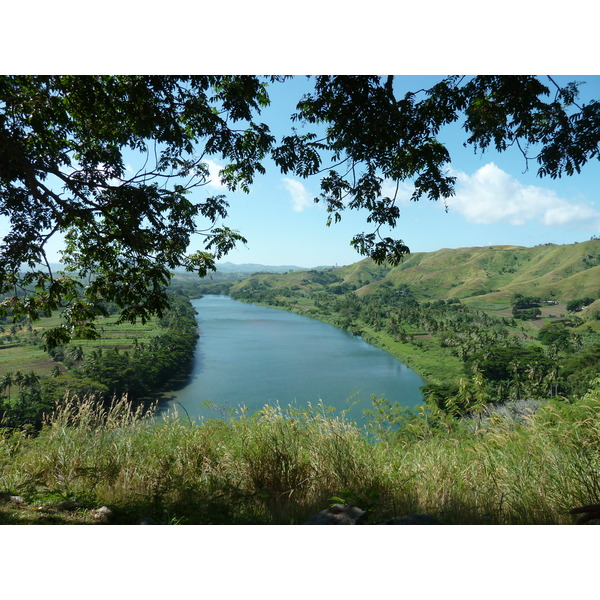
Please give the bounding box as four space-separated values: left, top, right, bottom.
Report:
446 162 600 228
204 159 227 189
282 177 313 212
381 179 414 203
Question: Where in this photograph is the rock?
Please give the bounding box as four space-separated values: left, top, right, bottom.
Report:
305 504 367 525
92 506 114 523
378 513 440 525
304 505 441 525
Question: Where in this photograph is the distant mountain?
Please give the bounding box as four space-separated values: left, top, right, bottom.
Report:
42 261 332 277
216 262 324 274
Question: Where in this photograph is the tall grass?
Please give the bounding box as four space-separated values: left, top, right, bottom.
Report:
1 381 599 524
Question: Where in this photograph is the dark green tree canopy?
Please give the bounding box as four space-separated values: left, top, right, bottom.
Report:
0 75 275 345
1 75 599 346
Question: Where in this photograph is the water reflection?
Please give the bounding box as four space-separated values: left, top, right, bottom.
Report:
160 295 426 424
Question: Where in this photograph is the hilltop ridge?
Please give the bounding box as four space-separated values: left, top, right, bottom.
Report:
228 240 600 310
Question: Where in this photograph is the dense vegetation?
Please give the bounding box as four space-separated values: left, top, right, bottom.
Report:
78 294 198 400
1 379 598 524
0 293 198 429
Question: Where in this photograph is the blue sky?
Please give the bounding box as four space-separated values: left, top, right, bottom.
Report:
196 75 600 267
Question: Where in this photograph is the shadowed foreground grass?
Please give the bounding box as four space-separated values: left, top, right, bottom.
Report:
1 381 599 525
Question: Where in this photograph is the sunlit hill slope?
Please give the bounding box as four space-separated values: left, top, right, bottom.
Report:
229 240 600 310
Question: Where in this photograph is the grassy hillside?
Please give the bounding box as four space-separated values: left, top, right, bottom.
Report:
230 240 600 307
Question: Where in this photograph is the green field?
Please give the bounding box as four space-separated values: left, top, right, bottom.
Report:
0 313 164 378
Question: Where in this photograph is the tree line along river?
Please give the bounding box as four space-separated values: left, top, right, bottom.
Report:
160 295 426 424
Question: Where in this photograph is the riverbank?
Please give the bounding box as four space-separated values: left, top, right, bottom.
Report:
228 295 463 386
0 294 199 429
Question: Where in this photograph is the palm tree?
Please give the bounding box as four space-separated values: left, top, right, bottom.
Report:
546 364 559 398
24 371 41 388
13 371 24 393
1 372 13 398
66 345 85 364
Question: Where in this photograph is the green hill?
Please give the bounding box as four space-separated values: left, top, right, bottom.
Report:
230 240 600 310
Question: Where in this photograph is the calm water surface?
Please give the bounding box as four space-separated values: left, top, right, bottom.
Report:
160 295 426 424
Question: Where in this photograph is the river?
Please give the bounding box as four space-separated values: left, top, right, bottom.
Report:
160 295 426 424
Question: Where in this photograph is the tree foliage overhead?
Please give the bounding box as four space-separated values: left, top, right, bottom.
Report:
277 75 600 261
1 75 599 346
0 75 275 345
